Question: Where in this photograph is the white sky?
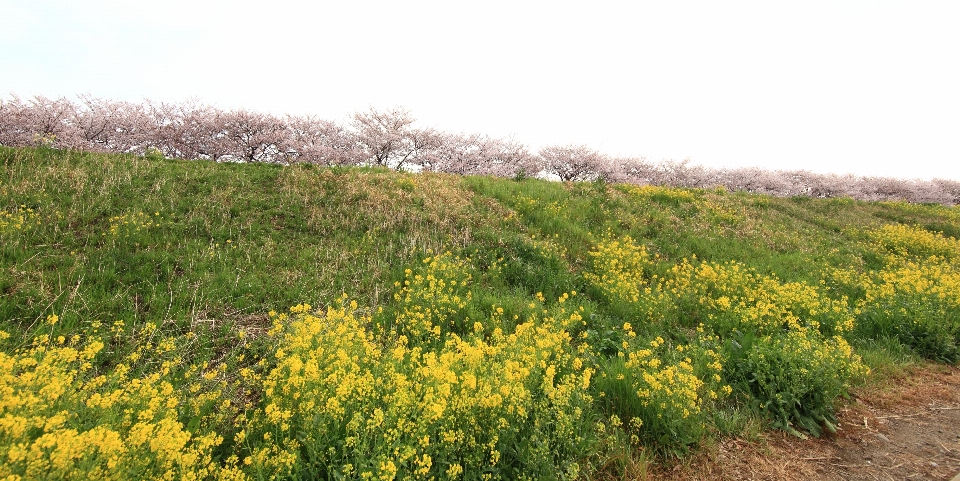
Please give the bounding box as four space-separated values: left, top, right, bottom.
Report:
3 1 959 180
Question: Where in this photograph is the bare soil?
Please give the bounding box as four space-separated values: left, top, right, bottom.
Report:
655 364 960 481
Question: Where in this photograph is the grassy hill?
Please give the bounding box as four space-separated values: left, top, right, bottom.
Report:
2 146 958 479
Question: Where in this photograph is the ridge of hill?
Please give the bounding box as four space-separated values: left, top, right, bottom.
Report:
2 146 958 479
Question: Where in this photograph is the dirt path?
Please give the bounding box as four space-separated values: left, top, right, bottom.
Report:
655 364 960 481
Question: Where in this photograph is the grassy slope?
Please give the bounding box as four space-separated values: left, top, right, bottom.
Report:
4 145 955 370
1 147 505 343
2 146 958 473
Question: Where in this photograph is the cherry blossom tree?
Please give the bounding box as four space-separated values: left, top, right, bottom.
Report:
904 180 954 205
475 137 537 178
145 100 232 161
649 159 719 188
0 95 82 149
351 107 440 170
419 132 484 174
217 109 288 163
420 133 538 177
536 144 607 182
282 115 363 166
614 156 657 185
808 172 859 199
0 95 34 147
712 167 796 196
71 95 153 154
933 179 960 205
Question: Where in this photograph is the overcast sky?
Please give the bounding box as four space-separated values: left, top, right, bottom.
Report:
3 1 958 180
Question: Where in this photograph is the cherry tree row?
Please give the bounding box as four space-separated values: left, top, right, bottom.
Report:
1 94 957 205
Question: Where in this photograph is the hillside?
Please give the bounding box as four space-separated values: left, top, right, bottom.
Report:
1 146 959 479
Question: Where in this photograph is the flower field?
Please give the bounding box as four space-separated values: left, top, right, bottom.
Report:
1 146 959 479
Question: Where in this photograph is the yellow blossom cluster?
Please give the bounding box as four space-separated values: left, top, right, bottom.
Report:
666 258 855 336
582 237 865 440
878 201 960 225
584 235 653 304
845 224 960 361
594 325 729 453
862 260 960 312
654 257 867 435
868 223 960 262
0 206 42 234
513 193 540 214
103 211 165 238
513 194 565 217
627 185 700 205
584 234 668 322
0 323 242 480
526 232 568 261
391 252 474 342
252 297 594 479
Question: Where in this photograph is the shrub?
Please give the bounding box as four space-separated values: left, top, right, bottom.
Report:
856 260 960 362
726 328 868 438
851 224 960 362
663 259 866 437
592 325 730 455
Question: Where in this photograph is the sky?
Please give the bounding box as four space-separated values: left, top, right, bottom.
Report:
3 1 959 180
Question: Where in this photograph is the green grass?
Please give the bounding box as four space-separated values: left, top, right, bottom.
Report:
3 145 959 479
1 147 502 334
